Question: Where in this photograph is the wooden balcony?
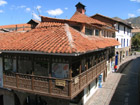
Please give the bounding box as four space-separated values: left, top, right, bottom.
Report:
3 60 106 100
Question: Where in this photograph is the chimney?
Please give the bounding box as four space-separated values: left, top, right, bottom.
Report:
75 2 86 14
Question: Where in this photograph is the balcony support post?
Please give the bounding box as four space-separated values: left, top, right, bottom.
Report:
68 57 72 97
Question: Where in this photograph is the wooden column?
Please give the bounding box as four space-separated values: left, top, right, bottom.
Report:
92 29 95 36
79 58 82 89
31 76 34 90
68 58 72 97
99 30 102 37
16 74 19 88
31 56 34 75
16 56 18 73
49 56 52 94
86 56 88 83
2 55 5 71
81 24 85 33
2 55 5 85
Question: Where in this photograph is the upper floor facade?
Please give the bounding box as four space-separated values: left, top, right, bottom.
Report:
91 14 133 49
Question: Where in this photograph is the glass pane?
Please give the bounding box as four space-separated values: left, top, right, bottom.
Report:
34 60 49 76
4 58 16 72
18 59 32 74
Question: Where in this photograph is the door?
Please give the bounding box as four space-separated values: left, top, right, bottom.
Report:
0 95 3 105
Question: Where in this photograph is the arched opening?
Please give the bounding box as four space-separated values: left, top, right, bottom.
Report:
24 95 47 105
13 92 21 105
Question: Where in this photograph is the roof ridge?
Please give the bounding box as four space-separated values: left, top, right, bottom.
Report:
36 22 65 29
64 24 75 50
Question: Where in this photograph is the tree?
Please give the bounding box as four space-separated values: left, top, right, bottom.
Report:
132 33 140 50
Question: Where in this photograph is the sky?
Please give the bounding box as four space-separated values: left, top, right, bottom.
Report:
0 0 140 25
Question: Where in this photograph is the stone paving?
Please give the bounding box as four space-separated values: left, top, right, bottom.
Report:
87 55 137 105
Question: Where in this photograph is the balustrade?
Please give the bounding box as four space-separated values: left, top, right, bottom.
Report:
3 60 106 99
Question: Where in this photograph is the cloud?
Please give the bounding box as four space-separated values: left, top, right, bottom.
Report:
130 0 140 2
36 5 41 10
137 9 140 13
0 10 3 13
32 12 41 20
0 0 7 6
46 8 63 16
26 8 31 12
17 5 26 9
64 7 68 10
128 13 136 18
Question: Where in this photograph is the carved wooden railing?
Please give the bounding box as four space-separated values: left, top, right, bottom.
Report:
3 60 106 99
71 60 106 98
3 73 70 99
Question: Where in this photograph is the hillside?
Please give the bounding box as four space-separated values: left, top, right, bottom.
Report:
126 16 140 28
113 16 140 28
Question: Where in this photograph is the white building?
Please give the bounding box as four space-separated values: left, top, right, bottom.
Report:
115 22 132 63
91 14 133 64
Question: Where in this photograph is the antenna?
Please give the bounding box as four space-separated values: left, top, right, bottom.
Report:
37 8 41 16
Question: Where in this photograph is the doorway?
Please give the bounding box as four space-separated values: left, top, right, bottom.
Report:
0 95 3 105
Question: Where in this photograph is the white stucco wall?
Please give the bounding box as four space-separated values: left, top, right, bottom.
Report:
0 57 3 87
83 79 99 104
115 23 131 49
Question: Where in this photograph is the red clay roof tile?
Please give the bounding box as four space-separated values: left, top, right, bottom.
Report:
70 12 107 26
0 22 120 54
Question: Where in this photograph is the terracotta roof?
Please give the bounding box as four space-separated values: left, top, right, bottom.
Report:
70 12 107 26
132 28 140 33
36 22 64 28
91 13 133 29
0 23 31 32
0 23 120 55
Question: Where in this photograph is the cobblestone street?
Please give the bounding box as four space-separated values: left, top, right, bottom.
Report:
87 54 140 105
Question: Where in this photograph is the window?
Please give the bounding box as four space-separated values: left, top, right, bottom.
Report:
127 39 128 46
4 56 16 72
102 30 104 36
118 24 120 32
72 61 80 77
95 29 99 36
72 26 80 31
107 31 108 37
124 26 125 34
81 59 86 72
116 38 119 48
4 58 13 72
18 56 32 74
124 39 125 47
34 59 49 76
127 29 129 35
86 84 91 96
121 39 123 47
85 28 93 35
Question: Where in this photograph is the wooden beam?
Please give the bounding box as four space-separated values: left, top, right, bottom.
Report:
2 55 5 71
16 74 19 88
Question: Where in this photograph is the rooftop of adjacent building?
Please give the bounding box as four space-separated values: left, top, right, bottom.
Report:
0 2 120 55
91 13 133 29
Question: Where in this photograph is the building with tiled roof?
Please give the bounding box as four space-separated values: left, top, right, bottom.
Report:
0 23 31 32
132 27 140 36
0 19 40 33
0 2 120 105
70 4 116 38
91 13 132 64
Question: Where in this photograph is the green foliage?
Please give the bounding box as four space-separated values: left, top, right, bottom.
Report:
132 33 140 47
